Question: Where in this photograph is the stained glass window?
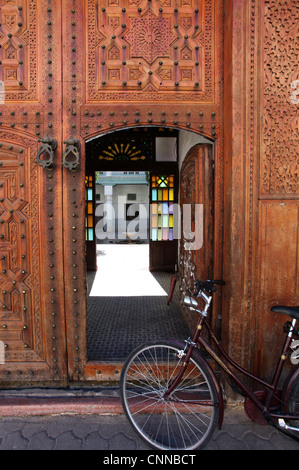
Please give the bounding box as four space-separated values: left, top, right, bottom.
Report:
85 175 94 241
151 175 175 242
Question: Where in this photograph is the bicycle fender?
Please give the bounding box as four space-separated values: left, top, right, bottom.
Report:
167 338 224 430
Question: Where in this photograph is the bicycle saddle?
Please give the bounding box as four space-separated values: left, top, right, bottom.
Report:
271 306 299 321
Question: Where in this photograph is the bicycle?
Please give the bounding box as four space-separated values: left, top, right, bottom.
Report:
120 279 299 450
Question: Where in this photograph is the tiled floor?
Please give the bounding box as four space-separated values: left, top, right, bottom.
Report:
86 244 190 361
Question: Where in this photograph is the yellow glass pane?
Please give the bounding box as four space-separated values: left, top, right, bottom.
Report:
88 202 93 214
88 215 93 228
158 215 162 227
169 189 174 201
169 215 174 228
158 229 162 241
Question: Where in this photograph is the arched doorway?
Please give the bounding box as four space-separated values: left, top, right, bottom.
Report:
84 126 216 367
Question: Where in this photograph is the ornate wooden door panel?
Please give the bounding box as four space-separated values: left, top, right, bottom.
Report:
0 0 66 383
80 0 223 137
179 144 215 331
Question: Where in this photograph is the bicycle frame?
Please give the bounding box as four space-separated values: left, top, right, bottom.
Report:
164 290 298 425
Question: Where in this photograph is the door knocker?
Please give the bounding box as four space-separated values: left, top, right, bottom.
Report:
62 137 81 172
36 136 57 170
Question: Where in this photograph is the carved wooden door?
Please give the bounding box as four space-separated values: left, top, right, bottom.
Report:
179 144 215 331
0 0 67 383
0 0 224 384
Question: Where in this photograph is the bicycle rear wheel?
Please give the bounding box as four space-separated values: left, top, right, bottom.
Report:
120 340 219 450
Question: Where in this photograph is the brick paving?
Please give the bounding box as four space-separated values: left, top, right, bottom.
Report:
0 405 298 450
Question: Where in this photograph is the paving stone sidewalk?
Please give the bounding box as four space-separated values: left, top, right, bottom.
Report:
0 406 298 451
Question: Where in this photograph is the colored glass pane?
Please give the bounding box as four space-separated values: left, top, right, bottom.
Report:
152 204 158 215
158 189 163 200
152 215 158 228
169 215 174 228
163 229 168 240
169 229 174 241
163 189 168 201
162 215 168 227
162 203 168 214
152 189 157 201
158 229 162 241
88 202 93 214
88 228 94 241
88 189 93 201
169 189 174 201
88 215 93 228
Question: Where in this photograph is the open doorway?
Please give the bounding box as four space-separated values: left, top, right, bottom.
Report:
85 128 191 362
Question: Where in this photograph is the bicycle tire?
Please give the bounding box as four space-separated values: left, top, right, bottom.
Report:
120 340 220 450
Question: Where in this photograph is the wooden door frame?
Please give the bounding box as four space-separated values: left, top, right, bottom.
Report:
80 125 223 382
60 0 224 382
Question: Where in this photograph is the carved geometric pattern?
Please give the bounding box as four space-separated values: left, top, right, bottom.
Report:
0 0 37 100
262 0 299 195
124 11 177 65
87 0 214 102
0 136 44 362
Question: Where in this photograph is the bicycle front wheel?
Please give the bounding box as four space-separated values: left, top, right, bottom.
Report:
120 340 220 450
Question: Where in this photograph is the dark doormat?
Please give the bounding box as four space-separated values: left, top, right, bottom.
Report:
87 295 190 361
